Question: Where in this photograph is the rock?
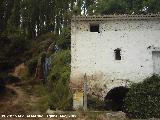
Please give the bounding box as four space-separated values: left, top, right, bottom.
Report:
46 109 63 114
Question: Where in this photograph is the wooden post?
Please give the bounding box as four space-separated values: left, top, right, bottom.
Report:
83 73 87 111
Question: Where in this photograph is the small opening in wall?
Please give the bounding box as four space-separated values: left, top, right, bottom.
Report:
114 48 121 60
90 24 99 32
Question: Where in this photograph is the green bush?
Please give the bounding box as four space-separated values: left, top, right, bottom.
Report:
48 50 71 85
48 50 72 110
124 75 160 119
49 80 72 110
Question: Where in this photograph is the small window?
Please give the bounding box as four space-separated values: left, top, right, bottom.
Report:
90 24 99 32
114 48 121 60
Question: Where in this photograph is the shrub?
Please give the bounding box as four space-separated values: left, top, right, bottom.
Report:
48 50 71 86
49 80 72 110
124 75 160 119
48 50 72 110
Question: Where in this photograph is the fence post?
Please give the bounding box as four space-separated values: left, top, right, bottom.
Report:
83 73 87 111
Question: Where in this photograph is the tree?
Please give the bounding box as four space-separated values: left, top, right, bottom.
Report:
94 0 160 15
0 0 15 32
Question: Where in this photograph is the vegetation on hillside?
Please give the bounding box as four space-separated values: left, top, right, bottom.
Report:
48 50 72 110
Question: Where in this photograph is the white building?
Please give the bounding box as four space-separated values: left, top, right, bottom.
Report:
70 14 160 109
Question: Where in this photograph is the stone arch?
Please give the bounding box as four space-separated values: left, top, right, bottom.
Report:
102 80 130 98
102 80 130 111
104 86 129 111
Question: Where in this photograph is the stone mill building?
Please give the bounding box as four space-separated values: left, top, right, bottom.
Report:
70 14 160 109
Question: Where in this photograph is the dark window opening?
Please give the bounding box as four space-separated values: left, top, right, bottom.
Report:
114 48 121 60
90 24 99 32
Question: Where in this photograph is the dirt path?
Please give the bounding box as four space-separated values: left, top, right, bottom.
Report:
5 85 25 106
0 84 44 115
0 83 35 115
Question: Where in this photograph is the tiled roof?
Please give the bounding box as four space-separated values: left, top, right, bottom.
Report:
72 14 160 21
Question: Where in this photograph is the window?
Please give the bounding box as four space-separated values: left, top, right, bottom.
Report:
114 48 121 60
90 24 99 32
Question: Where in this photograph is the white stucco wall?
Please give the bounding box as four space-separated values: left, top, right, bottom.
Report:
71 18 160 98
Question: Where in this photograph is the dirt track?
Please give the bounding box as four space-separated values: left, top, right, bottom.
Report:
5 85 25 106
